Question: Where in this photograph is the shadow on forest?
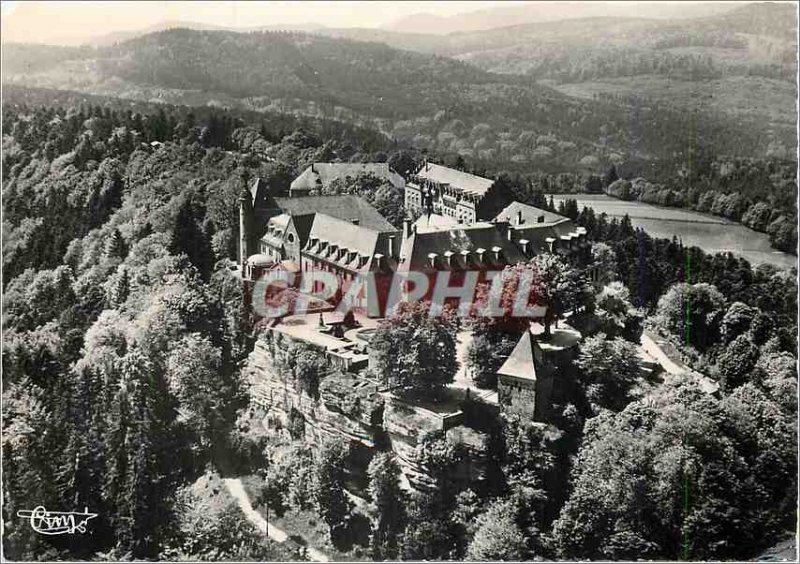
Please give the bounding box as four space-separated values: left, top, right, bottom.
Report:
331 513 371 552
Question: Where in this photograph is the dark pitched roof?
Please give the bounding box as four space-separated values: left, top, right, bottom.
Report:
291 214 316 246
414 163 494 197
275 195 397 232
249 177 273 209
398 221 525 272
290 163 405 193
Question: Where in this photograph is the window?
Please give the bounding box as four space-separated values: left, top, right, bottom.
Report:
287 233 295 243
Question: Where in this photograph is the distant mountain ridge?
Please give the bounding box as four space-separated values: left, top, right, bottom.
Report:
4 25 791 176
88 20 328 46
380 1 741 35
1 1 751 46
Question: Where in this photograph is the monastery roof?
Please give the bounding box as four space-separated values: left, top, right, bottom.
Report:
249 177 273 209
304 214 398 272
412 213 460 233
275 195 397 233
495 201 569 227
268 213 291 229
497 330 542 382
414 163 494 197
290 162 405 193
399 221 525 271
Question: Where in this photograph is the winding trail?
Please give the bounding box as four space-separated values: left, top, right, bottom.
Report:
640 330 719 394
640 332 686 375
223 477 331 562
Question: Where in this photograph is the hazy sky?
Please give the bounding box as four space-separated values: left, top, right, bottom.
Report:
1 1 517 44
1 1 748 45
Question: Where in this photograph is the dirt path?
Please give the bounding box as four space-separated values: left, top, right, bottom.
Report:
640 332 686 375
223 477 331 562
640 330 719 394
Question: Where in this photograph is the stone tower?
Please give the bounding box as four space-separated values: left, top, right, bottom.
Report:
496 330 555 422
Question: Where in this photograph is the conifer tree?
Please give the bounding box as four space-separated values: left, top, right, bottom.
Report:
368 453 407 560
313 438 352 542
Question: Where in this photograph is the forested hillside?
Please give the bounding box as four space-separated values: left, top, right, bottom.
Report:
3 91 796 562
4 20 790 179
0 92 399 561
324 2 797 160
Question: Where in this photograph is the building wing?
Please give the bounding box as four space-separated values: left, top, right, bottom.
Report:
275 195 397 232
415 163 494 197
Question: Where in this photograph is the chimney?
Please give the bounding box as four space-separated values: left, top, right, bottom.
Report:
517 210 523 225
538 215 545 223
403 217 412 239
388 235 396 258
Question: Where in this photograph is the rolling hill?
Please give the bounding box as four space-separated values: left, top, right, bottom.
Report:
379 1 740 35
3 17 794 178
321 2 797 147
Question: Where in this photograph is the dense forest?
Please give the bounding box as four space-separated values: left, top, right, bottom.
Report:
3 93 796 561
321 3 796 154
5 3 795 179
1 94 401 560
429 4 797 83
